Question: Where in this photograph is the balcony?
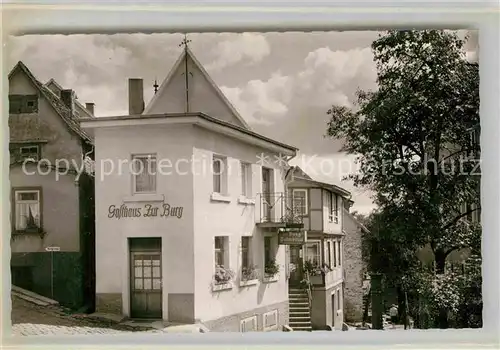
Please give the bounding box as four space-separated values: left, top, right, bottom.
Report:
256 192 304 229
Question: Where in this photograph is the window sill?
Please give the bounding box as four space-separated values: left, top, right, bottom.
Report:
239 279 259 287
262 275 279 283
210 192 231 203
212 282 233 292
238 196 255 205
123 194 164 203
11 230 46 239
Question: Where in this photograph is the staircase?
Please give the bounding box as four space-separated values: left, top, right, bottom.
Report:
288 287 312 331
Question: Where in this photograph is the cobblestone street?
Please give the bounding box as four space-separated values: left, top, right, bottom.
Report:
10 295 155 336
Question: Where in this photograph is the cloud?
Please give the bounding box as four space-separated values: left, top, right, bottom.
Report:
222 45 377 154
220 72 292 125
205 33 271 71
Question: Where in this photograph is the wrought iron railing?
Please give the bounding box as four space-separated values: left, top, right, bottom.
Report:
257 192 305 225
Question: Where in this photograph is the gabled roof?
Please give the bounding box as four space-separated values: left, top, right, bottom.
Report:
143 47 251 130
44 78 95 119
290 166 313 180
343 207 370 233
8 61 93 143
287 165 351 197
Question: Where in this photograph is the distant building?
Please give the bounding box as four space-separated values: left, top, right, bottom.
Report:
8 61 95 310
342 208 369 323
285 166 351 330
81 46 304 331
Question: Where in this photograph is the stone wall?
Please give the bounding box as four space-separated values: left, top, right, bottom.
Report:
343 213 366 323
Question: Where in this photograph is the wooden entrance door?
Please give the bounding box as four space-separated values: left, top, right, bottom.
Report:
129 238 162 319
262 168 272 221
289 245 303 286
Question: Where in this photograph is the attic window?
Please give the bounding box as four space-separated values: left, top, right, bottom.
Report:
9 94 38 114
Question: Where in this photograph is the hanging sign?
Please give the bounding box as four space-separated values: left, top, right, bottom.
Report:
278 229 306 245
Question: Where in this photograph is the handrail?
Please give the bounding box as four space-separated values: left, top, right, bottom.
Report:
303 271 313 310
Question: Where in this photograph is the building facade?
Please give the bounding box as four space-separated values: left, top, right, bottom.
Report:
81 47 303 331
285 166 351 330
8 61 96 310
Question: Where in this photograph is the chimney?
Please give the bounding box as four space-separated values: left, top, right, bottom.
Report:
60 89 75 115
128 78 144 115
85 102 95 115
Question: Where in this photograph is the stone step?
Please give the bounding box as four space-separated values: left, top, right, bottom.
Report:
289 299 309 303
289 321 312 327
289 295 308 300
11 285 59 306
291 327 312 331
289 302 309 307
289 311 310 316
289 316 311 323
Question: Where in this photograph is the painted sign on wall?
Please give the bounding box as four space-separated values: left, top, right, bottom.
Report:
108 204 183 219
278 228 306 245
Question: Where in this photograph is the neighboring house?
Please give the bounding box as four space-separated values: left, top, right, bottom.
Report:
8 61 96 311
80 46 303 332
285 166 351 330
342 208 369 323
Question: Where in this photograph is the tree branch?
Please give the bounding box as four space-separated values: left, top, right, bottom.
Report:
441 207 481 231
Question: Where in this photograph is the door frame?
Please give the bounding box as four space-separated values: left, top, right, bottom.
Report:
128 237 163 319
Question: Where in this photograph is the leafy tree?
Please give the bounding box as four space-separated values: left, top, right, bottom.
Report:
326 30 480 328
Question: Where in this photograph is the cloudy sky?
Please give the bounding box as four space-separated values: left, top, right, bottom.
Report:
7 31 478 214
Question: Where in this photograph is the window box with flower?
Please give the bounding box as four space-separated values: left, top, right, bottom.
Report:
212 265 235 291
240 264 259 287
303 260 332 285
263 259 280 283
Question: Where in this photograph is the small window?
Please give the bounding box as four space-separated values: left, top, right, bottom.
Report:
333 241 337 267
13 189 41 232
241 162 252 197
305 241 321 266
9 94 38 114
213 155 227 194
337 239 342 267
241 236 251 270
214 236 229 268
326 241 332 267
19 145 40 162
293 189 308 216
326 191 333 222
132 154 157 193
264 236 272 266
333 194 339 223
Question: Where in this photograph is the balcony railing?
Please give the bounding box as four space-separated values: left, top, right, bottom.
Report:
257 192 304 228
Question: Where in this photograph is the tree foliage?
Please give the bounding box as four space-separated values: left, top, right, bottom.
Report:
326 30 481 328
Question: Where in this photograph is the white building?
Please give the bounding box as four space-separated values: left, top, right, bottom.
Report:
81 46 304 331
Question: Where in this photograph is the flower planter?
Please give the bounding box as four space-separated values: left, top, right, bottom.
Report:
310 274 324 285
263 274 279 283
239 279 259 287
212 282 232 292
